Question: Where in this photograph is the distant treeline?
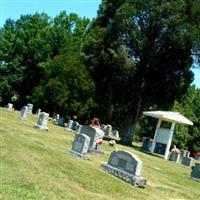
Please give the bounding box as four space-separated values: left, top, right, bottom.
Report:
0 0 200 152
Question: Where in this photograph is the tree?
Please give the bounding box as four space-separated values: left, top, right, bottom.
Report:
83 0 199 145
31 44 95 121
0 13 52 106
0 11 90 109
172 86 200 154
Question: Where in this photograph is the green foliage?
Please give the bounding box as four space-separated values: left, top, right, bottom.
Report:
31 47 95 121
83 0 199 144
172 86 200 153
0 12 90 111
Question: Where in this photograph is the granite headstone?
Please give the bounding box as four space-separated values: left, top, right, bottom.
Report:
69 134 90 159
100 150 147 187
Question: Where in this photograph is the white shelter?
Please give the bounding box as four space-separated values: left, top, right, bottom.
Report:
143 111 193 159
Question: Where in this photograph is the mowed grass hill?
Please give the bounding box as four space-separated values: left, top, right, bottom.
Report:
1 108 200 200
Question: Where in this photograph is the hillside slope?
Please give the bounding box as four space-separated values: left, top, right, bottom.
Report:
0 108 199 200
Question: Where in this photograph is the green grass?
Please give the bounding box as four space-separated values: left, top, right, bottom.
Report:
0 107 199 200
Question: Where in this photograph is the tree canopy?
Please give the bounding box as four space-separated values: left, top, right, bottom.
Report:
83 0 200 145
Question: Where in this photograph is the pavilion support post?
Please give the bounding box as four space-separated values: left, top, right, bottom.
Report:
151 119 162 153
164 122 176 160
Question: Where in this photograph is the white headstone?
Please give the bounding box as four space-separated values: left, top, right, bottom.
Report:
34 112 49 131
27 103 33 114
169 151 180 163
104 124 112 136
111 130 119 138
7 103 13 111
19 106 28 120
36 109 41 116
67 120 74 129
69 134 90 159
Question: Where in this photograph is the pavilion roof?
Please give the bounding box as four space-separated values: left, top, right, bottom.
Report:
143 111 193 125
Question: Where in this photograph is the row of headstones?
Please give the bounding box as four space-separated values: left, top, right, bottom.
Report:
32 115 147 187
64 119 120 139
141 138 200 182
15 103 49 131
11 104 200 185
8 103 34 115
169 150 193 167
69 125 105 155
7 103 147 187
69 126 147 187
100 124 120 139
169 149 200 181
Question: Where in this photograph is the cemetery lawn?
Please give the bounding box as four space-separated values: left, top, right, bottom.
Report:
1 108 200 200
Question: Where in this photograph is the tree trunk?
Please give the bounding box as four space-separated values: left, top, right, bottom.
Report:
121 97 143 145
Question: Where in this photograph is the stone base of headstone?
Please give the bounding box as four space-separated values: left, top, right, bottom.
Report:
64 127 76 134
188 176 200 182
69 149 90 160
88 147 104 154
34 124 48 131
88 143 104 154
19 116 26 120
100 164 147 188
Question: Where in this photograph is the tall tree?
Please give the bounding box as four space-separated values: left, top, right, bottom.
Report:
31 43 95 121
172 86 200 154
0 11 90 109
83 0 200 145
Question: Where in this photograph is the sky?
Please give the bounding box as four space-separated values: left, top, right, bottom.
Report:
0 0 199 88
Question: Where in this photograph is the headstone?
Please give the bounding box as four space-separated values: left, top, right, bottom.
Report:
181 156 193 168
100 150 147 187
69 134 90 159
80 125 104 153
19 106 28 120
71 121 79 131
57 118 65 126
141 137 153 152
7 103 13 111
34 112 49 131
56 114 60 120
80 126 97 149
190 163 200 181
180 150 187 158
64 120 77 133
195 155 200 161
100 124 106 132
36 109 41 116
67 120 74 129
104 125 112 136
27 103 33 114
185 151 190 157
169 152 180 163
111 130 120 139
75 124 82 134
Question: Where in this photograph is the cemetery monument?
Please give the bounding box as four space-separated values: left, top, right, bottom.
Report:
100 150 147 187
69 134 90 159
34 112 49 131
